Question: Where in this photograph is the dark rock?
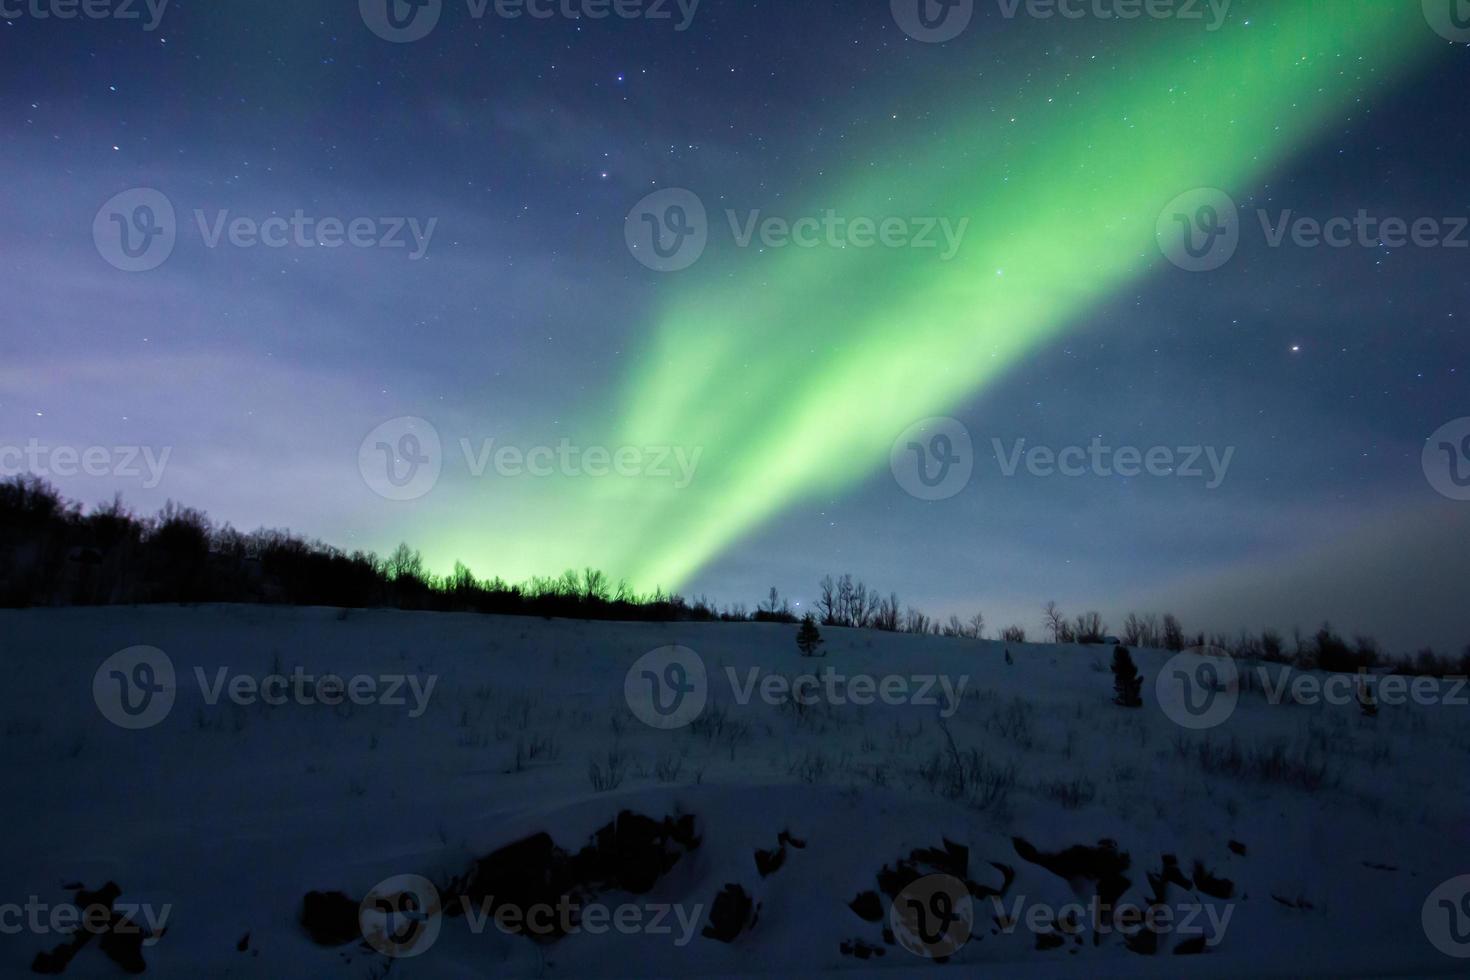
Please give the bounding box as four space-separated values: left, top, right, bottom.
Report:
839 938 885 959
754 845 785 878
702 884 756 943
30 882 161 975
1174 936 1210 955
1013 837 1131 927
1191 861 1234 900
1125 922 1160 955
1228 840 1247 857
300 891 360 947
446 811 700 943
98 922 150 974
848 891 883 922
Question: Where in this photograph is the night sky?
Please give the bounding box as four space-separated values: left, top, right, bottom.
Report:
3 0 1467 650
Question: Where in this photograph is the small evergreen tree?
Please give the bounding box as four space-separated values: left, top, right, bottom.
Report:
1004 648 1014 666
1111 645 1143 707
796 614 824 657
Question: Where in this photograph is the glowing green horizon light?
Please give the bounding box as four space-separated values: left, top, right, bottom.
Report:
428 1 1438 594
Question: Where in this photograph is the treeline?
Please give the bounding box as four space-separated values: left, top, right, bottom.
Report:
0 476 699 621
1 477 1465 676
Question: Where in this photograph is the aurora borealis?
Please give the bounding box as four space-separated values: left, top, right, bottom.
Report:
460 1 1441 590
4 0 1468 648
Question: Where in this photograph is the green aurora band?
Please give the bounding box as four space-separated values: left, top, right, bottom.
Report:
432 1 1439 593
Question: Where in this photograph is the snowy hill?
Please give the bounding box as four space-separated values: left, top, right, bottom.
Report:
2 605 1466 977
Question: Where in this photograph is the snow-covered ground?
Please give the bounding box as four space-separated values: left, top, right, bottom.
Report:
2 605 1467 977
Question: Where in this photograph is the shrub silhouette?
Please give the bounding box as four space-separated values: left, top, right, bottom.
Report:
796 614 824 657
1111 646 1143 708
